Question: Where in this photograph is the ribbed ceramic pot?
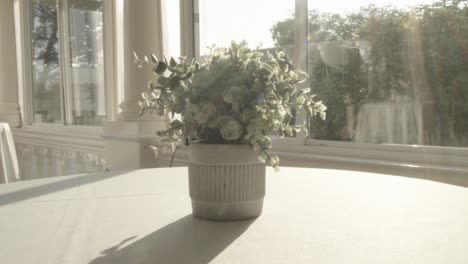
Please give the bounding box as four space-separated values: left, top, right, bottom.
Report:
188 143 266 221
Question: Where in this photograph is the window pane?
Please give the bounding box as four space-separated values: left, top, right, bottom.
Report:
68 0 105 125
197 0 295 55
31 0 62 123
162 0 181 57
304 0 468 147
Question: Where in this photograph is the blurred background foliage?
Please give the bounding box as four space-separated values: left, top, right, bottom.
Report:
271 0 468 146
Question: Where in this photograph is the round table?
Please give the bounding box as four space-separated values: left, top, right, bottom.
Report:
0 167 467 264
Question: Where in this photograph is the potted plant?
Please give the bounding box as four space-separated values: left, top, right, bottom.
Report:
134 41 326 221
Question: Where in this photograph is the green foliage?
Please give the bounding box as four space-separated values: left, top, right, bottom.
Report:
272 1 468 145
134 41 327 169
417 1 468 145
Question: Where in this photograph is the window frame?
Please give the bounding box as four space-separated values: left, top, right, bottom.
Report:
15 0 117 128
181 0 468 172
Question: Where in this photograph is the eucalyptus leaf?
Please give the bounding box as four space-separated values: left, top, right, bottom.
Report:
151 54 158 63
170 119 183 129
154 61 167 75
302 88 311 94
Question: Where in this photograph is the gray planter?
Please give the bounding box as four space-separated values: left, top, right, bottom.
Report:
188 143 266 221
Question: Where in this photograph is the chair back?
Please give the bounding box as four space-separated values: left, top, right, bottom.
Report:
0 122 20 184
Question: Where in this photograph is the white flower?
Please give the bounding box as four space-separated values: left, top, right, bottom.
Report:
220 120 244 141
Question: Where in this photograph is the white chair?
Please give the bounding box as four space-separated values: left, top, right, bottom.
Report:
0 122 19 184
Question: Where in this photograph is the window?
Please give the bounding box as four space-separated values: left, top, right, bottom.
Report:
67 0 105 125
31 0 62 123
30 0 105 126
162 0 181 57
196 0 295 55
304 0 468 148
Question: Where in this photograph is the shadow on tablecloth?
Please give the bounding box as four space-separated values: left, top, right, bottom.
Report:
89 215 254 264
0 170 132 207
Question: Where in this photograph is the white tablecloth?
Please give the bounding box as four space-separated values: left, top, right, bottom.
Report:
0 122 19 184
0 167 467 264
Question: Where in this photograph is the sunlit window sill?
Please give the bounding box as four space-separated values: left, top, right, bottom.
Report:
9 125 468 178
162 140 468 179
11 124 104 153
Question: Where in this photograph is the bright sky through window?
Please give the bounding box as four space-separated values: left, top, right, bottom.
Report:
198 0 435 53
308 0 436 13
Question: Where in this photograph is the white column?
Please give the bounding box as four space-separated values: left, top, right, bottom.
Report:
118 0 164 120
103 0 167 170
0 0 21 127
